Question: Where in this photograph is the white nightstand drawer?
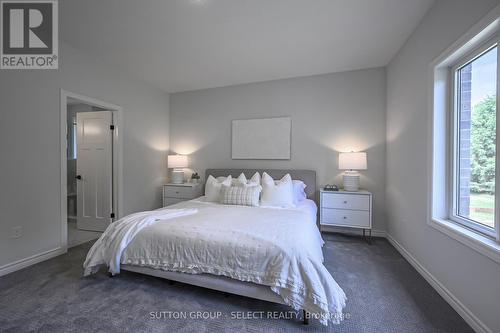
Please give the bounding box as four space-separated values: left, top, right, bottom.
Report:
163 186 197 198
321 193 370 211
163 197 185 206
321 208 370 228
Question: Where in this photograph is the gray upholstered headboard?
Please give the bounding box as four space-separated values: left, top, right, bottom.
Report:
205 169 316 199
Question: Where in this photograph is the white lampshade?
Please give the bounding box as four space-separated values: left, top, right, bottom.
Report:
168 154 188 169
339 152 367 170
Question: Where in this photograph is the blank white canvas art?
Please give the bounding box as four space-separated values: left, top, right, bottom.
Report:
232 117 291 160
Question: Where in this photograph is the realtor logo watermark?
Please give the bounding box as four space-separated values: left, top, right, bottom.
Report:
1 0 58 69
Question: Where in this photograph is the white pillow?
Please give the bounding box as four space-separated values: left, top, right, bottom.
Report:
205 175 232 202
260 172 295 208
292 180 307 204
273 179 307 203
220 184 262 206
232 172 261 187
248 172 261 185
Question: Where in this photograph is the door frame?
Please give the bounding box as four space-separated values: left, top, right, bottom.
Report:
60 89 123 250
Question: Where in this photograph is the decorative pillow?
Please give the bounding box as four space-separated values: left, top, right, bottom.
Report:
232 172 261 187
260 172 295 208
220 185 262 206
205 175 232 202
292 180 307 204
248 172 261 185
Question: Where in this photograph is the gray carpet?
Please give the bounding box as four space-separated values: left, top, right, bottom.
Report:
0 234 473 333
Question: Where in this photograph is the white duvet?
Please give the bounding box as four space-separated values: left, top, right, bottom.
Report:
85 198 346 325
84 208 199 276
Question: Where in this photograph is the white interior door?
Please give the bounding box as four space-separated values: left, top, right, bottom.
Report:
76 111 113 232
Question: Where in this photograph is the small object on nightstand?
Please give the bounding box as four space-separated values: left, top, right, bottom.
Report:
319 188 372 243
323 184 339 191
163 183 202 207
190 172 201 184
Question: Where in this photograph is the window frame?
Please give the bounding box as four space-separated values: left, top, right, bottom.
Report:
449 36 500 240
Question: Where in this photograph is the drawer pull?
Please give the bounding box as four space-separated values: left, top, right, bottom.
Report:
343 201 347 204
175 191 179 194
343 216 347 219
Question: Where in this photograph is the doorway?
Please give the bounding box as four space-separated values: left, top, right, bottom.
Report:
61 90 123 249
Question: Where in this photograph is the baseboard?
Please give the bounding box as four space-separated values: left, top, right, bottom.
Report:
386 233 492 333
0 247 67 277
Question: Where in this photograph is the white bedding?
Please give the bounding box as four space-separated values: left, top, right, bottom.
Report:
83 208 198 276
117 198 346 325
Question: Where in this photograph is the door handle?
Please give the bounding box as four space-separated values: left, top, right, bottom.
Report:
75 175 82 180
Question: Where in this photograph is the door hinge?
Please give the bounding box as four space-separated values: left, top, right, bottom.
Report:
110 213 115 218
110 125 115 130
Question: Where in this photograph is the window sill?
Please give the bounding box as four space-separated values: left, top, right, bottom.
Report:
429 218 500 265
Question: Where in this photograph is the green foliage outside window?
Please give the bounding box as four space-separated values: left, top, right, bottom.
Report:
471 95 497 194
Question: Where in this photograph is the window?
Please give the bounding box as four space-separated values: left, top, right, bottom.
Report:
451 41 498 238
430 12 500 262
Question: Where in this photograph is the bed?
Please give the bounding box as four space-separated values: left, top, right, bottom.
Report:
85 169 346 325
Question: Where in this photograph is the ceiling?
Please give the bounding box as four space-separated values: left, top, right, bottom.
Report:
60 0 435 93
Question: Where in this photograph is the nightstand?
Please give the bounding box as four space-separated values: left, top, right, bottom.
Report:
319 189 372 242
163 183 203 207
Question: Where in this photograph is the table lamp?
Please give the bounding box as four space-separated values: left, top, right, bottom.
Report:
339 152 367 191
168 154 188 184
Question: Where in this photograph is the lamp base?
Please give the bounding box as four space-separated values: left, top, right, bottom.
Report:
343 171 360 191
171 170 185 184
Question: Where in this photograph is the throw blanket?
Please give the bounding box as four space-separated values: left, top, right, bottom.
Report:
83 208 198 276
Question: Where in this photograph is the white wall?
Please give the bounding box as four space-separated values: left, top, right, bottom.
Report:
0 42 169 269
170 68 387 231
386 0 500 332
